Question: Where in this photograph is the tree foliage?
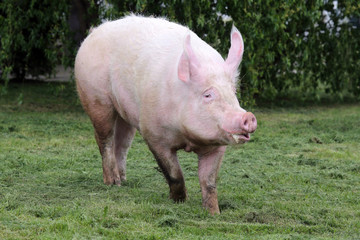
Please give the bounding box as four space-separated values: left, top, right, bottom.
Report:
1 0 359 104
103 0 360 104
0 0 71 93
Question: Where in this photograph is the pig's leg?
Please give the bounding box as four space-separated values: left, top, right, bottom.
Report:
148 144 187 202
114 116 136 181
89 105 122 186
196 146 226 215
77 83 123 185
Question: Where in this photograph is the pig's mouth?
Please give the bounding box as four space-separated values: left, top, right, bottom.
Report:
231 133 250 143
221 127 251 144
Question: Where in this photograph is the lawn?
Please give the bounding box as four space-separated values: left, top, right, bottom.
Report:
1 82 359 239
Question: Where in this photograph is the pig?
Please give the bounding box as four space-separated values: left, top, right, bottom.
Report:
75 15 257 214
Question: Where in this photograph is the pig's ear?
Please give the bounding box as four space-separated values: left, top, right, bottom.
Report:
178 34 200 83
225 25 244 74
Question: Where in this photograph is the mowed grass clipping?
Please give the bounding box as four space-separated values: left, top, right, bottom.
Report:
0 82 359 239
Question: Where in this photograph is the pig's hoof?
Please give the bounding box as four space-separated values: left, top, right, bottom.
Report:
119 170 127 182
169 183 187 202
203 200 220 215
114 178 122 186
170 189 187 202
208 207 220 215
170 193 187 203
103 174 122 186
120 175 126 182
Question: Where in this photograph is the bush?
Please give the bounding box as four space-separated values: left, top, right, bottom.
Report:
1 0 359 104
0 0 71 93
103 0 360 105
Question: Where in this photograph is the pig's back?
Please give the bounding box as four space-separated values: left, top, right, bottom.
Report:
77 16 188 82
75 16 190 129
77 15 221 88
104 15 189 83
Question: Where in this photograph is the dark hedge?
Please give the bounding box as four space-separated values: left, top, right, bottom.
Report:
1 0 359 104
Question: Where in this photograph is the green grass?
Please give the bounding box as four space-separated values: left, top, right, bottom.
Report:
1 82 359 239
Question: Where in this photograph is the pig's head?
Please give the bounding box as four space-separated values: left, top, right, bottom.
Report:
177 26 257 146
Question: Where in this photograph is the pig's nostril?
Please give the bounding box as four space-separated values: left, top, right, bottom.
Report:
252 117 255 123
243 120 248 126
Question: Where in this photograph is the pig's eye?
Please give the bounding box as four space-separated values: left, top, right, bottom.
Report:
203 89 216 103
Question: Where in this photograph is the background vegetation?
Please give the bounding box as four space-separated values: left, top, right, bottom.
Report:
1 0 359 104
0 0 70 91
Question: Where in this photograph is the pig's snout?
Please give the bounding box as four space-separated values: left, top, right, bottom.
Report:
222 111 257 144
240 112 257 133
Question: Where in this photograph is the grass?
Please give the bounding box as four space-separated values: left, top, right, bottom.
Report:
1 82 359 239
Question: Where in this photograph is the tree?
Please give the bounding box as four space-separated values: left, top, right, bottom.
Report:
0 0 70 93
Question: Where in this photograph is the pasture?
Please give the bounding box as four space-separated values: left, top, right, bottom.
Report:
1 82 359 239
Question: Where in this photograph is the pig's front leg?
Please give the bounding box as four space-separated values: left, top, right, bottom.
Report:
196 146 226 215
147 143 187 202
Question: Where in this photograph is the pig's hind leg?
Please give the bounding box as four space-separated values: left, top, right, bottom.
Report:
86 101 124 186
114 116 136 182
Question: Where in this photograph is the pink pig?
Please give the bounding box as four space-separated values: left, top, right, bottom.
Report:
75 15 257 214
